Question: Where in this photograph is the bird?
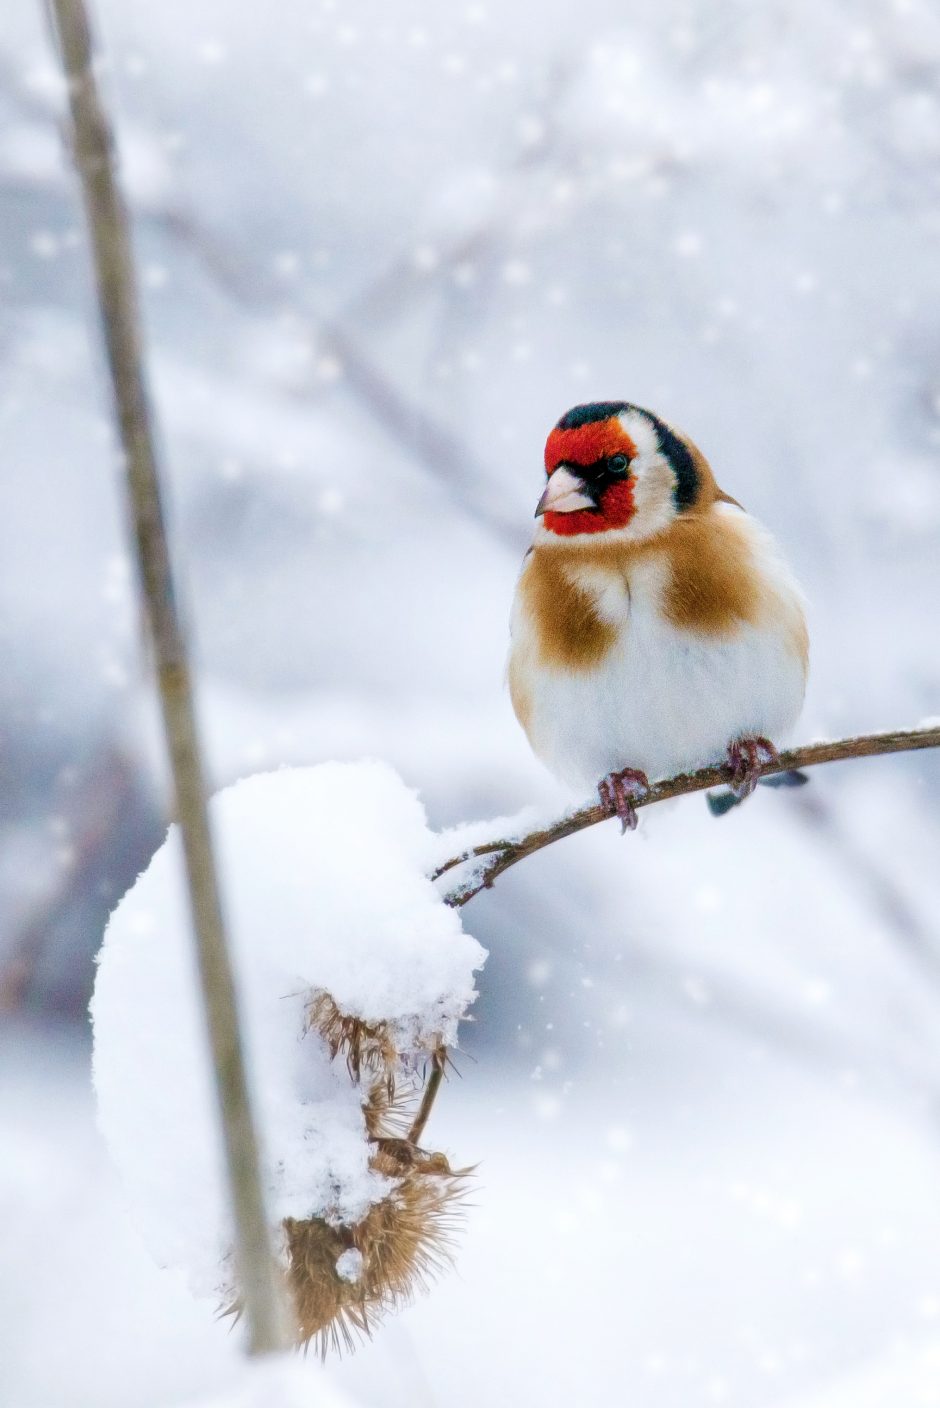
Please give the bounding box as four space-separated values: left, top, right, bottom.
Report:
508 401 809 831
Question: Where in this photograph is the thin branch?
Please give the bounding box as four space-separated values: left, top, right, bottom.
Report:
0 748 138 1015
397 724 940 1147
45 0 290 1354
435 725 940 906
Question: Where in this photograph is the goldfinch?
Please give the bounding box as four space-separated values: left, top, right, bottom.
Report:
508 402 809 830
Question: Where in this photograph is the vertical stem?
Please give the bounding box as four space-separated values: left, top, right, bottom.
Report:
407 1049 447 1147
45 0 290 1354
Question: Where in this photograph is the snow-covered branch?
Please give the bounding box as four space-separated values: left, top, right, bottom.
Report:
435 724 940 906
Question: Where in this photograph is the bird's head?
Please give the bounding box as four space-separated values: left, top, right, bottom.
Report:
535 401 706 544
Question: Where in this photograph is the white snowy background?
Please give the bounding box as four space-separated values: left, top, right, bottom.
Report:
2 0 940 1404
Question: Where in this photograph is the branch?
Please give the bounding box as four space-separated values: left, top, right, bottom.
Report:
436 725 940 906
45 0 290 1354
0 748 138 1016
393 724 940 1148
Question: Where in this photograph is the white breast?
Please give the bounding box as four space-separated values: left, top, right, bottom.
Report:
510 513 807 792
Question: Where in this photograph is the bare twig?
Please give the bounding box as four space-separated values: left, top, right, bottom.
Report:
0 749 139 1015
435 725 940 905
398 724 940 1143
45 0 289 1354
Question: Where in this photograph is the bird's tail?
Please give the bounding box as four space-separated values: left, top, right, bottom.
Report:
706 769 809 818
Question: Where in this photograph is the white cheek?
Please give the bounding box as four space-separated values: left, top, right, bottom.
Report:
615 410 682 540
618 410 659 456
625 456 676 540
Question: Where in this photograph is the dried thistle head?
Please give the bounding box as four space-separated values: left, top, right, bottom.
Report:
283 1145 469 1354
362 1073 418 1141
226 993 466 1351
306 990 399 1088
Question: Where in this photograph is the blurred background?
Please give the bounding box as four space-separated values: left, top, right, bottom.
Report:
3 0 940 1404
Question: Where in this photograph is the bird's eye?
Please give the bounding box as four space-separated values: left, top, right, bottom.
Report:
608 454 629 474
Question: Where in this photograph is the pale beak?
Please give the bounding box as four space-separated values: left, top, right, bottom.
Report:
535 466 596 516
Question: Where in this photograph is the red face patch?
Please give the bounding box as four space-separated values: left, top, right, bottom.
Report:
544 418 637 473
542 417 637 536
543 479 636 535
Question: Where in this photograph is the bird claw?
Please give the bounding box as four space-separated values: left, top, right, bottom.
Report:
727 736 779 800
598 767 650 834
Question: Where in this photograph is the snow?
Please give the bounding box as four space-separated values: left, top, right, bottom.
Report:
10 1024 940 1408
91 762 486 1300
428 803 553 880
168 1358 361 1408
3 0 940 1401
335 1249 364 1284
770 1341 940 1408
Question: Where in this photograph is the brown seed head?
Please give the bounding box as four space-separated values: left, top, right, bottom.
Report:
305 990 399 1091
283 1145 470 1354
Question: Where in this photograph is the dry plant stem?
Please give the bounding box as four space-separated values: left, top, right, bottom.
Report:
47 0 289 1355
407 1051 447 1147
436 725 940 905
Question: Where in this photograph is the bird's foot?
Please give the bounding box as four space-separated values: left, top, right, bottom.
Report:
598 768 650 834
727 736 779 800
